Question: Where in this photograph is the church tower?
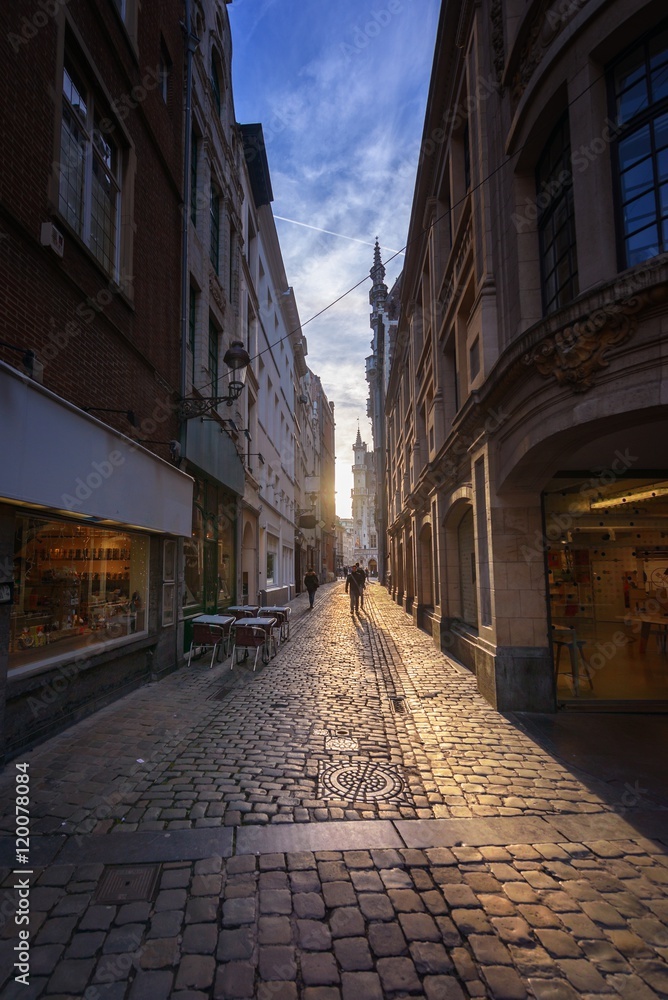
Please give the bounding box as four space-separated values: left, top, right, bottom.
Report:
350 424 378 574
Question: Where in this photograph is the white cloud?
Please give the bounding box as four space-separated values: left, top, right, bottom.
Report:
230 0 439 515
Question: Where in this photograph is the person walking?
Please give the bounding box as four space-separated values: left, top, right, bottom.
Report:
304 567 319 610
354 564 367 610
345 563 362 615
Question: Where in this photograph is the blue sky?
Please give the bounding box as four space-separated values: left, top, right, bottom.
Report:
229 0 440 516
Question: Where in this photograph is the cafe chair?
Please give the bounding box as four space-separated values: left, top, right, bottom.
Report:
231 623 276 671
187 622 229 669
552 630 594 694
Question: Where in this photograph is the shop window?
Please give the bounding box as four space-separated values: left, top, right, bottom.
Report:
59 58 121 277
266 551 275 585
162 539 176 626
10 516 148 673
610 24 668 267
457 508 478 627
184 499 204 608
536 116 579 314
217 500 235 605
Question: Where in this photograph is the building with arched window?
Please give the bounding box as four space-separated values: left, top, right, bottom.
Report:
386 0 668 711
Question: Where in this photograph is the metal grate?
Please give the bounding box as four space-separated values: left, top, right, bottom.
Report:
94 865 161 903
390 697 407 714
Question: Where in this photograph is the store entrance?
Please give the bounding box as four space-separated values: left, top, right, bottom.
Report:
544 475 668 703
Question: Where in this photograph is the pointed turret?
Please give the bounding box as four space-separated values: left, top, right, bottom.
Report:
369 238 387 313
371 238 385 286
355 422 363 449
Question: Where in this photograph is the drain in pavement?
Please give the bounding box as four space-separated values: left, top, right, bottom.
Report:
390 697 408 714
318 760 407 803
94 864 161 903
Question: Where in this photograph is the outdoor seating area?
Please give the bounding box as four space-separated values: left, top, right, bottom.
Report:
187 612 278 670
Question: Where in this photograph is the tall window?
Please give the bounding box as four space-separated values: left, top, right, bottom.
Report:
208 319 219 391
190 133 198 225
210 186 220 273
211 60 221 116
59 60 120 276
536 117 579 314
188 287 196 382
610 25 668 267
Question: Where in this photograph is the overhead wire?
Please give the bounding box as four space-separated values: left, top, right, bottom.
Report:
196 48 663 397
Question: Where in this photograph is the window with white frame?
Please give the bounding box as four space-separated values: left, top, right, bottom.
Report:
59 59 120 277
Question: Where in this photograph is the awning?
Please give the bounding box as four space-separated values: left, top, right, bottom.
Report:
1 363 193 536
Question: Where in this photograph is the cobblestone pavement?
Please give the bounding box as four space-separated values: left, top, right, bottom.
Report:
1 583 667 998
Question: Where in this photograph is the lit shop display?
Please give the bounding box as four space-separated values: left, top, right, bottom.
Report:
544 477 668 701
10 515 148 670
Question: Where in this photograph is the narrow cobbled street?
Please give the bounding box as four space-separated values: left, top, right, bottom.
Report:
1 583 668 999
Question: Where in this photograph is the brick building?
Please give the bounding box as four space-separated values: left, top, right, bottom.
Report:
0 2 192 757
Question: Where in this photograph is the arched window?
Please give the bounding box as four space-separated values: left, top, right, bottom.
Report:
211 58 221 116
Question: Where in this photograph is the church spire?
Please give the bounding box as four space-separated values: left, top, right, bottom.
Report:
370 237 385 287
355 420 363 448
369 237 387 314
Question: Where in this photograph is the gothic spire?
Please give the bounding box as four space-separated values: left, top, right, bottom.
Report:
370 237 385 287
355 421 363 448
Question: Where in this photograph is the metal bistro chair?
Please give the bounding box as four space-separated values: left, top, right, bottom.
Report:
264 606 291 642
187 622 229 669
227 606 260 621
230 620 277 671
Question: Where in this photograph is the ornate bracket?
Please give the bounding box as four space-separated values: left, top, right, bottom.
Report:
179 395 236 419
523 292 650 391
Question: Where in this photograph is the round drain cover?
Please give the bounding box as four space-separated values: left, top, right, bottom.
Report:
320 761 404 802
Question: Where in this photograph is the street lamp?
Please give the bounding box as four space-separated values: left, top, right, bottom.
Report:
179 341 251 419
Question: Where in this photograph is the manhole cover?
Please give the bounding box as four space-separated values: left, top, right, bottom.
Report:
318 761 405 802
94 865 161 903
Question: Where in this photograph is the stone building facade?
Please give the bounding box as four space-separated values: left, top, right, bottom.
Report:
351 429 379 575
386 0 668 711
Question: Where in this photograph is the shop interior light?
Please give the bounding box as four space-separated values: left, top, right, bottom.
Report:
590 482 668 509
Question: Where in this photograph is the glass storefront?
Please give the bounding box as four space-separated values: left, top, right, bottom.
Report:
183 476 236 613
544 475 668 701
11 514 149 672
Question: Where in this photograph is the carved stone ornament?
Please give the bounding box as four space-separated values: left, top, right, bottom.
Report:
511 0 590 106
490 0 505 86
523 292 649 391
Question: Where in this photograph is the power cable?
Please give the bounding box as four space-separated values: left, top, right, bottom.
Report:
196 48 667 396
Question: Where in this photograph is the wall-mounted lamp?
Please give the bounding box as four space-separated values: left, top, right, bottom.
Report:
135 440 181 462
1 339 40 381
179 341 251 419
84 407 138 427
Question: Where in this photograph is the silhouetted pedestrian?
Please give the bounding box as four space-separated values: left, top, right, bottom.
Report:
304 567 319 609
